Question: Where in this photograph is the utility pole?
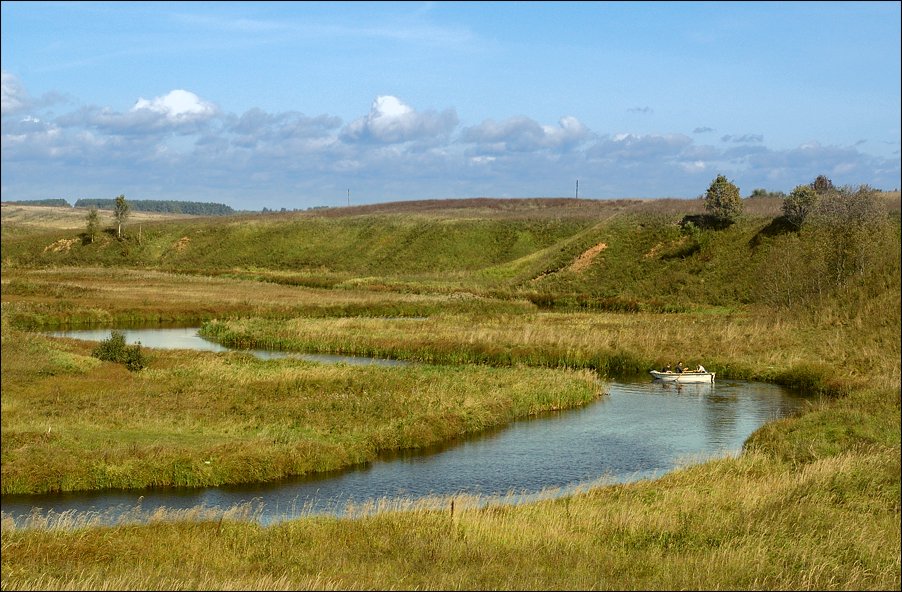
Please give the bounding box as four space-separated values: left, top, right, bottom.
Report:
347 188 350 207
576 179 579 199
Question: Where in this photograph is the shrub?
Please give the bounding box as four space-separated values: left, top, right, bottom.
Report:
704 174 743 223
782 185 819 229
92 330 145 371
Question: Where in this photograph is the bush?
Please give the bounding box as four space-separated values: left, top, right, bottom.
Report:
704 174 743 223
92 330 146 371
782 185 819 229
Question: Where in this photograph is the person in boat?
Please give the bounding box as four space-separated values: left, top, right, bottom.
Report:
662 363 672 373
696 364 706 373
675 361 684 373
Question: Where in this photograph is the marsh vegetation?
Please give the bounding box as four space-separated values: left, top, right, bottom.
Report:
1 193 899 589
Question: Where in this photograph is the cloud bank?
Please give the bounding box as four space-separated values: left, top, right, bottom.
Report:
2 71 899 210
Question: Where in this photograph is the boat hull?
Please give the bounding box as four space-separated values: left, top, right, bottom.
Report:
649 370 715 383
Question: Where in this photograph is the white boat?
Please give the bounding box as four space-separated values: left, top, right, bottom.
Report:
649 369 715 383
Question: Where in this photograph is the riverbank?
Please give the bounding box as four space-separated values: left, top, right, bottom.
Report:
3 431 898 589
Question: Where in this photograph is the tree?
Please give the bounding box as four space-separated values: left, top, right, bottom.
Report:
703 174 743 223
811 175 834 195
113 194 130 238
809 185 887 285
782 184 818 229
85 207 100 243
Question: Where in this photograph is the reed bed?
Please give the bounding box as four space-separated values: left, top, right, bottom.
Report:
198 302 899 394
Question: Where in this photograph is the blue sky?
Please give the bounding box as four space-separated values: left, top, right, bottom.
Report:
2 1 900 211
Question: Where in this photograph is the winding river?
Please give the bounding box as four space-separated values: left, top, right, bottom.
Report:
1 327 806 527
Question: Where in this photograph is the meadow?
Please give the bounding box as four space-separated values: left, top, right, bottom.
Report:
1 195 899 589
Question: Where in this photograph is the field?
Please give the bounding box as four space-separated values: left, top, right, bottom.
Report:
1 195 899 589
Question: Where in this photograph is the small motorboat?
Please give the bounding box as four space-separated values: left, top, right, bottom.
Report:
649 369 715 383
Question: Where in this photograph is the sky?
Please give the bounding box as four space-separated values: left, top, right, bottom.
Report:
2 1 900 211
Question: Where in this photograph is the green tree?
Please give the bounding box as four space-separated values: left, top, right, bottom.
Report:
113 194 130 238
811 175 834 194
704 174 743 223
810 185 887 284
782 184 819 230
85 207 100 243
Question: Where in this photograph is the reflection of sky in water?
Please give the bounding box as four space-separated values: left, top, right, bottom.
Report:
44 327 407 366
5 328 805 527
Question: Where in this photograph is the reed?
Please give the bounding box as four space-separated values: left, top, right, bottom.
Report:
197 300 899 394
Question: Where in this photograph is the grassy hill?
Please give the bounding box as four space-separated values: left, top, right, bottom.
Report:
3 195 898 313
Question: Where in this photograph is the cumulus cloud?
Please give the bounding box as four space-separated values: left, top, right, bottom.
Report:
50 89 220 138
132 89 218 121
1 71 30 116
2 77 899 208
587 132 693 161
226 108 341 149
340 95 458 144
693 126 715 134
462 115 590 153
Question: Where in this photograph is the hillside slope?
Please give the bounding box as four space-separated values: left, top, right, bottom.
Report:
2 196 898 313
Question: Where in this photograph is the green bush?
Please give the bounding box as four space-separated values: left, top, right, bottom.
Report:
704 174 743 223
92 330 146 371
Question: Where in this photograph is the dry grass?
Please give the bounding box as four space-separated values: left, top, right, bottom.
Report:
1 203 197 230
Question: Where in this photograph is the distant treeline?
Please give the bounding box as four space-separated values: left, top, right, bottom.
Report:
73 199 235 216
5 199 71 207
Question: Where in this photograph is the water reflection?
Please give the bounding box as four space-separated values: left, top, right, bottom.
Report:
43 326 408 366
2 327 806 528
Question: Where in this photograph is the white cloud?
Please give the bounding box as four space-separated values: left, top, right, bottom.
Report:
681 160 707 173
341 95 458 144
132 89 218 122
463 115 590 153
588 133 693 161
2 80 899 207
1 71 30 116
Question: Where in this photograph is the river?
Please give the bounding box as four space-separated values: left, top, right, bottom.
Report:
1 327 805 527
